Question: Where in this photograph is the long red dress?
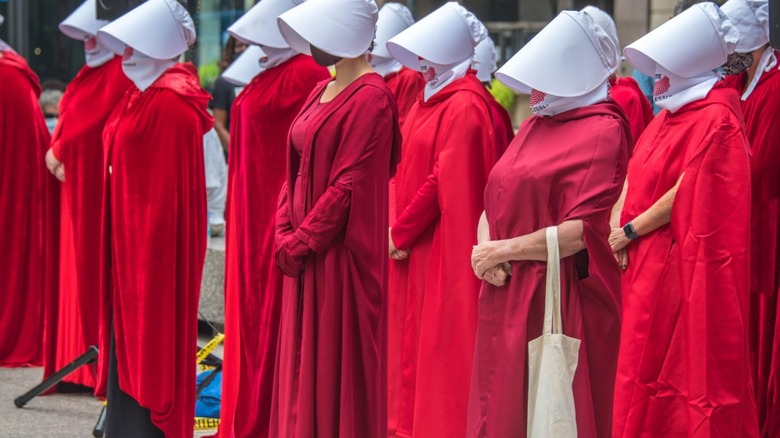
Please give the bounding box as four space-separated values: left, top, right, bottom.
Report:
384 66 424 129
42 56 131 388
467 101 629 438
218 54 329 438
613 83 758 437
270 73 400 438
610 76 653 150
0 49 53 367
722 56 780 437
388 70 506 438
95 64 213 438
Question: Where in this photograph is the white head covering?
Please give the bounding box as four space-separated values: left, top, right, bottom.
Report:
387 2 486 69
624 3 739 77
97 0 196 59
497 10 617 96
721 0 769 52
473 34 497 82
222 45 266 86
60 0 108 40
373 3 415 59
228 0 301 48
581 6 620 72
0 14 4 27
277 0 379 58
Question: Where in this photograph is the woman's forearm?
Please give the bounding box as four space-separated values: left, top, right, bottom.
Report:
477 211 490 244
628 174 682 237
610 180 628 228
501 220 585 262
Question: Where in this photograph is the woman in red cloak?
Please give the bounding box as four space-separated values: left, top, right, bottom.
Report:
369 2 424 129
271 0 400 435
611 4 758 436
41 0 132 389
383 4 507 436
721 1 780 435
214 3 331 436
468 10 628 438
0 16 53 368
95 1 213 436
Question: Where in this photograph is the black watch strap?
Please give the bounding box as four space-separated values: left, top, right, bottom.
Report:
623 222 639 240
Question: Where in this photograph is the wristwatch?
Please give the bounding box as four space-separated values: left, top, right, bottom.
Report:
623 222 639 240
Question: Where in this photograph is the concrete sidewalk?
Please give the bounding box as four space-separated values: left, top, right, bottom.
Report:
0 334 223 437
0 367 104 437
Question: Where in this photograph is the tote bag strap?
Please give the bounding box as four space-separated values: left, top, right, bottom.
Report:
544 226 563 335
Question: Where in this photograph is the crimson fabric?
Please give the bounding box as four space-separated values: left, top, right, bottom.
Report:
388 71 507 438
43 56 132 387
723 59 780 437
610 76 653 152
385 67 424 237
385 67 425 129
218 54 329 438
270 73 400 437
466 101 629 438
95 64 213 438
481 84 514 154
0 50 53 367
613 84 758 437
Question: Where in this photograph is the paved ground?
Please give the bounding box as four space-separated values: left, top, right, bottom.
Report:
0 336 223 437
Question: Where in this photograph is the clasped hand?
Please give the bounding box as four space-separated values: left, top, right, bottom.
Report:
471 241 511 287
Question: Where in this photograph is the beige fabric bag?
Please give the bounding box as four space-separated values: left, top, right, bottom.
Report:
526 226 581 438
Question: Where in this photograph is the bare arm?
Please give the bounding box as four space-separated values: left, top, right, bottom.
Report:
609 173 684 253
477 211 490 244
213 108 230 154
610 180 628 228
471 220 585 277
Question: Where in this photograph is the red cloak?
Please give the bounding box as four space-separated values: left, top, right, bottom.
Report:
43 56 131 387
218 54 329 438
722 57 780 437
270 73 400 437
388 71 507 438
95 64 213 438
0 50 53 367
480 84 514 154
385 67 425 238
613 84 758 437
385 67 425 129
466 101 629 438
610 76 653 152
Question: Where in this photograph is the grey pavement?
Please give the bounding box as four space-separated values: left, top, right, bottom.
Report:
0 336 224 437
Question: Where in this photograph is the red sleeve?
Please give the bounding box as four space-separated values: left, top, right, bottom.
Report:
391 162 440 250
277 86 395 272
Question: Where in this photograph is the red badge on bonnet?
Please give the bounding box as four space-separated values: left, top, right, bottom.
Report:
123 46 134 61
530 89 547 106
653 76 671 96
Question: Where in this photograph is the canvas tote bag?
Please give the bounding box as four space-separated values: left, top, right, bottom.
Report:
526 226 581 438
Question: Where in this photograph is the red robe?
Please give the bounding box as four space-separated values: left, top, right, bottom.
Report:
218 54 329 438
95 64 213 438
610 76 653 151
385 67 425 242
467 101 629 438
388 71 507 438
43 56 131 387
723 57 780 437
613 84 758 437
271 73 400 437
481 84 514 154
385 67 425 129
0 50 53 367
